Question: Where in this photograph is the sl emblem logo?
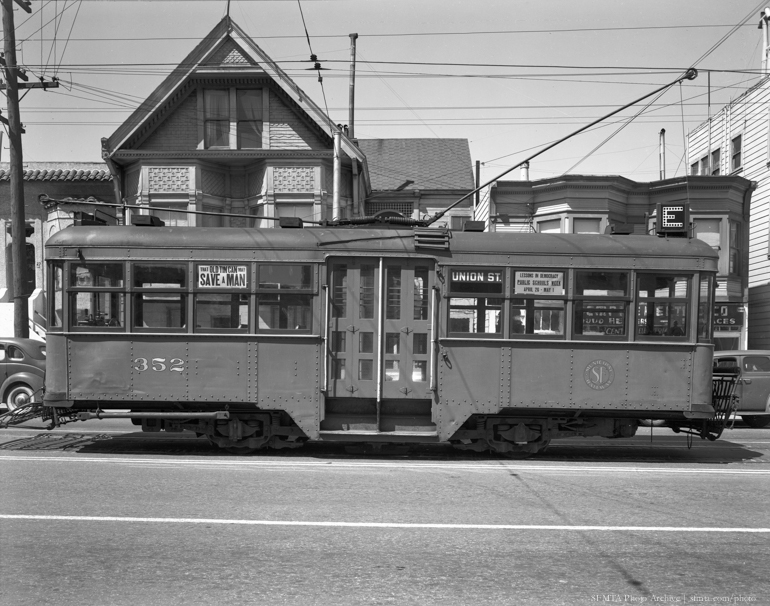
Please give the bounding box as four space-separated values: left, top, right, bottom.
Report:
584 360 615 391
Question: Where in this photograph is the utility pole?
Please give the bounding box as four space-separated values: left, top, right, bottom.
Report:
348 33 358 139
2 0 32 338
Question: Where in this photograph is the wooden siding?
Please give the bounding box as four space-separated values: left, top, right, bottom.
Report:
268 90 327 150
688 77 770 291
139 93 199 151
749 283 770 348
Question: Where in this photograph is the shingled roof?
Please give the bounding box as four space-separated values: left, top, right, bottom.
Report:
0 162 112 182
357 139 473 192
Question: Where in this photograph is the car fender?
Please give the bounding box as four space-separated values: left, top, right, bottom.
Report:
1 372 45 399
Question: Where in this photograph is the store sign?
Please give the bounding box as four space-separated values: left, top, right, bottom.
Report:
514 271 564 295
198 265 248 288
713 303 744 329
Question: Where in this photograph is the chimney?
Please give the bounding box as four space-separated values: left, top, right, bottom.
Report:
521 161 530 181
659 129 666 180
760 8 770 74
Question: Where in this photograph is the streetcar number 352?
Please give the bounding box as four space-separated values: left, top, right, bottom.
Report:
133 357 185 373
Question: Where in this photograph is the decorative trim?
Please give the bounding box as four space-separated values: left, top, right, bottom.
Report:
113 150 332 160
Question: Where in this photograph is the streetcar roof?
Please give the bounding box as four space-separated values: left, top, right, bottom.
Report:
46 225 718 261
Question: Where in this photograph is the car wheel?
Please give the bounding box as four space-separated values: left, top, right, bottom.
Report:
5 383 34 411
741 415 770 428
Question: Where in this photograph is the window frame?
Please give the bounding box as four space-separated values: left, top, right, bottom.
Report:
571 270 631 341
131 262 189 334
193 263 251 333
202 86 264 151
446 266 506 338
256 263 316 334
635 273 692 341
509 268 568 340
67 262 127 332
731 133 743 172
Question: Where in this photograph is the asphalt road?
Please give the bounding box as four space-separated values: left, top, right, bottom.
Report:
1 419 769 606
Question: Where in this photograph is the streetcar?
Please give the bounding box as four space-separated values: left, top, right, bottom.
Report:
42 222 725 454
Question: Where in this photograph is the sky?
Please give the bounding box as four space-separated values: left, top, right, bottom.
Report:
0 0 766 188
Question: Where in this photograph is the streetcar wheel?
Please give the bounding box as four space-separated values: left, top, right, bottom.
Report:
5 384 33 412
741 415 770 428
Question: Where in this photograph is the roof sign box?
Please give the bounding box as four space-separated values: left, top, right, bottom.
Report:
656 203 690 236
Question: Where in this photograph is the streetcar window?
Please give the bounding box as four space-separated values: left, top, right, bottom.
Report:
71 292 125 328
68 263 125 330
575 271 628 297
256 264 314 332
359 265 375 319
258 294 312 331
258 265 312 290
195 293 249 331
697 275 714 341
133 264 186 289
134 293 186 330
50 263 63 328
511 299 565 337
448 297 502 335
573 272 629 338
386 267 402 320
331 266 347 318
70 263 124 288
414 267 429 320
636 274 690 338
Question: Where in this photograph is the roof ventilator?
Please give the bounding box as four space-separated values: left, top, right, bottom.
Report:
414 227 450 250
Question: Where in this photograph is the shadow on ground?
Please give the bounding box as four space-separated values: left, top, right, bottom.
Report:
0 425 767 465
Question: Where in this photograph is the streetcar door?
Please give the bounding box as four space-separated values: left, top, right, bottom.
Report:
327 259 433 400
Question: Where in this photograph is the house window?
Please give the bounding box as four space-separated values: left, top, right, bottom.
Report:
711 148 720 175
450 215 470 230
538 218 561 233
700 156 709 175
690 162 699 176
693 218 720 249
204 88 263 150
150 203 189 227
729 221 741 275
236 90 263 149
204 89 230 148
731 134 742 171
573 218 601 234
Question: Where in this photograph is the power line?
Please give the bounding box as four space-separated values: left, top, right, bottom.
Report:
3 23 758 43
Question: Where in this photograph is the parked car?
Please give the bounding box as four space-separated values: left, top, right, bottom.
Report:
0 338 46 412
713 351 770 428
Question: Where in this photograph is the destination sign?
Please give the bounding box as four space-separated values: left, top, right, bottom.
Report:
198 265 248 288
514 271 564 295
449 269 504 294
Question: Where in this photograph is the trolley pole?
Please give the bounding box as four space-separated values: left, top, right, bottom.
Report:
2 0 32 338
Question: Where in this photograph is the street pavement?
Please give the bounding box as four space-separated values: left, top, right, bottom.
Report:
1 418 769 605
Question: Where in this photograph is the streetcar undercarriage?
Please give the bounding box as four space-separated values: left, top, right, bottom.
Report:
37 403 730 456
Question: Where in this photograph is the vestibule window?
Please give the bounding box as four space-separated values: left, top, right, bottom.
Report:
204 87 263 150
